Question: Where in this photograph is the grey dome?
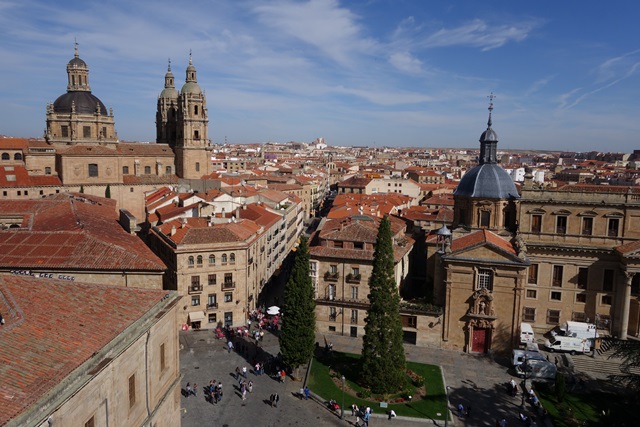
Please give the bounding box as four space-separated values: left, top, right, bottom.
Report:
181 81 202 94
480 127 498 143
454 163 519 199
67 56 87 69
160 87 179 99
53 91 107 115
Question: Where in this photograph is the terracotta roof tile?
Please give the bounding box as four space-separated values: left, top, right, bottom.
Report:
0 275 171 424
451 229 516 255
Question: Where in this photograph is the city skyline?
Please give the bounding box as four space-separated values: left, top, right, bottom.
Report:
1 0 640 152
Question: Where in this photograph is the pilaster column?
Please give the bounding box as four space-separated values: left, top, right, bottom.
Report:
618 271 634 339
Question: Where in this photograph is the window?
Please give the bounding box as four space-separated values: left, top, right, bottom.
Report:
551 291 562 301
61 126 69 137
531 214 542 233
191 276 200 288
128 374 136 408
195 162 200 172
160 343 166 372
351 286 358 299
330 265 337 274
209 254 216 265
601 295 612 305
527 264 538 284
191 296 200 306
224 273 233 286
350 309 358 324
329 326 336 332
166 166 172 175
224 312 233 325
224 292 233 303
351 267 360 277
329 307 337 320
194 105 199 115
188 256 194 267
577 267 588 289
17 191 21 196
523 307 536 323
334 241 343 248
208 294 217 307
101 126 107 138
45 167 51 175
546 309 560 325
197 255 203 265
353 242 364 250
480 211 490 228
556 215 567 234
85 416 95 427
603 269 614 291
208 313 217 323
83 126 91 138
1 153 8 161
221 253 227 264
144 165 151 174
230 253 236 264
632 275 640 296
572 311 587 322
194 130 200 140
14 153 22 161
576 293 587 303
476 268 493 291
552 265 563 287
608 218 620 237
582 217 593 235
208 274 216 285
88 163 98 177
526 289 537 299
328 284 335 300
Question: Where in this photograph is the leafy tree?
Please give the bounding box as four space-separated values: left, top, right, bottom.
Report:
105 184 111 199
79 185 84 194
606 338 640 400
279 235 316 376
361 215 407 393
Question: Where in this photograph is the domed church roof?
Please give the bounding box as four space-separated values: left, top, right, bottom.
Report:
181 52 202 95
53 92 108 115
160 59 179 99
454 96 519 199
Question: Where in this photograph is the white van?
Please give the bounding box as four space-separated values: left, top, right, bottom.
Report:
551 321 597 349
512 349 546 367
544 335 589 355
520 322 535 344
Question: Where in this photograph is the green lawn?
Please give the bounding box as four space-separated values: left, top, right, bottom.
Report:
307 351 448 420
534 382 635 427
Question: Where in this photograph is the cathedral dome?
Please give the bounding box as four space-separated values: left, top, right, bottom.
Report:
454 163 519 199
181 81 202 95
53 91 108 115
161 87 179 99
67 56 87 69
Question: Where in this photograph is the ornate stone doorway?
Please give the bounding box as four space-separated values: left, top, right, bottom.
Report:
471 327 490 353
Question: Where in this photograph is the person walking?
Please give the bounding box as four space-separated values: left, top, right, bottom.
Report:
304 386 310 400
242 366 247 378
185 382 192 397
227 340 233 353
241 382 247 401
248 380 253 393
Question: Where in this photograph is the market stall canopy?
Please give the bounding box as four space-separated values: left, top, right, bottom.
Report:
267 306 280 315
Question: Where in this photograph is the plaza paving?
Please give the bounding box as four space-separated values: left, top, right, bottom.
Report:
179 329 549 427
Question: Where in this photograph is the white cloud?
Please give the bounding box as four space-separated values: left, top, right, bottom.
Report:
389 51 423 74
422 19 539 51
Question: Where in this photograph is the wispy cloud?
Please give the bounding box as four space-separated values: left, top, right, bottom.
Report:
422 19 540 51
525 76 554 97
388 51 423 74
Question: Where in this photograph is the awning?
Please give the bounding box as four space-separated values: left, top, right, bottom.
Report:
188 311 206 322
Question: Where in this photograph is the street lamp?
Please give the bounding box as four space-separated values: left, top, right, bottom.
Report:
592 313 599 358
521 353 528 407
341 375 345 420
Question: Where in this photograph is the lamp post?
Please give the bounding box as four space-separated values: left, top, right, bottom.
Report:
341 375 345 420
521 353 528 407
592 313 599 358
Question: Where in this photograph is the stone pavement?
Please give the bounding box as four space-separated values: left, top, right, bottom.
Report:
179 329 546 427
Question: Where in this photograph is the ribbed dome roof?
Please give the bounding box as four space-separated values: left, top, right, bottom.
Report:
160 87 179 99
181 81 202 94
67 56 87 68
53 91 108 115
454 163 519 199
480 127 498 143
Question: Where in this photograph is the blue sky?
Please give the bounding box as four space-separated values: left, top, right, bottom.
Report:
1 0 640 152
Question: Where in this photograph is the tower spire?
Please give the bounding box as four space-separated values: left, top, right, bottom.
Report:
479 93 498 164
74 38 79 58
487 92 495 128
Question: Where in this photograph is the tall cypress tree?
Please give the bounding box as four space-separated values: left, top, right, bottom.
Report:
105 184 111 199
279 236 316 375
361 215 406 393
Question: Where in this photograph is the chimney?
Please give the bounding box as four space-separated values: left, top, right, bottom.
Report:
170 225 176 236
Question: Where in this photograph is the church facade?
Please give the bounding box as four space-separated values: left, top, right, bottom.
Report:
427 101 640 353
0 46 213 219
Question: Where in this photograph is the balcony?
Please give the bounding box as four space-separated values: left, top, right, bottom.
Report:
324 271 339 281
222 281 236 290
188 284 202 293
346 273 361 283
206 302 218 310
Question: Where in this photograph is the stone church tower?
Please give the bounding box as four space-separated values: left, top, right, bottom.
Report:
45 43 117 146
157 54 212 179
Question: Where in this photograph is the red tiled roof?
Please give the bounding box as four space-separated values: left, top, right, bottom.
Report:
0 137 29 149
156 218 260 245
0 275 170 424
451 229 516 255
0 194 166 271
0 165 62 187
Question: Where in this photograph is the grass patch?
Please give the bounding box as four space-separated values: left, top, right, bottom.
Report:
534 382 635 427
307 350 448 420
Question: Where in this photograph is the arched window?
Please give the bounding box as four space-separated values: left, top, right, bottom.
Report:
197 255 203 265
1 153 9 160
209 254 215 265
14 153 22 161
221 254 227 264
188 256 195 266
230 253 236 264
